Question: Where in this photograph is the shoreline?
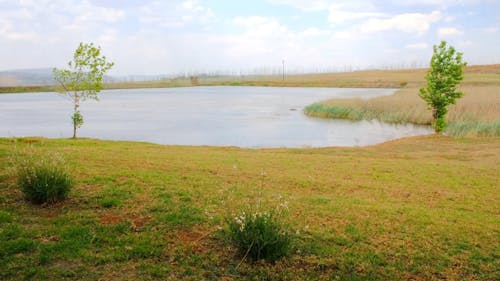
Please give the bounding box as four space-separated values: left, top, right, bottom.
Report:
0 133 441 150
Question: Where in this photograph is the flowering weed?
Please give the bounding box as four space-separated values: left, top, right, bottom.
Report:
227 206 292 262
16 153 73 204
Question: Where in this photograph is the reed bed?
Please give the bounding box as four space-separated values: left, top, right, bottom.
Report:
305 85 500 137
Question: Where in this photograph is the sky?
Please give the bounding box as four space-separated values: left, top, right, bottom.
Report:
0 0 499 76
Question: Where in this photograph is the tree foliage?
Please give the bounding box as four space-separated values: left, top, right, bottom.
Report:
419 41 466 133
53 42 114 138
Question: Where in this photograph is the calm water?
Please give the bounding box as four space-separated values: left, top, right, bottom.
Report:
0 86 432 147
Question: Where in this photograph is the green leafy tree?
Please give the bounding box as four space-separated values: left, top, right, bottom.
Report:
53 42 114 138
419 41 467 133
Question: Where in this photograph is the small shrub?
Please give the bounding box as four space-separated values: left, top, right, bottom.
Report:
0 224 22 240
0 238 36 258
227 209 292 262
99 197 121 208
0 211 13 225
16 154 73 204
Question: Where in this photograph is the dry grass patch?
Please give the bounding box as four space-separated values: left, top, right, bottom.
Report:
104 64 500 89
305 85 500 137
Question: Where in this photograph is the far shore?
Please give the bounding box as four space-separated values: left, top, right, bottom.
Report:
1 64 499 94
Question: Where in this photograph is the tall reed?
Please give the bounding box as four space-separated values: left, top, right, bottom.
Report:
305 85 500 137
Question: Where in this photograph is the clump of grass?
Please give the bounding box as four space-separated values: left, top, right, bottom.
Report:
16 153 73 204
304 103 365 121
446 121 500 137
99 197 121 208
0 211 13 225
226 202 292 262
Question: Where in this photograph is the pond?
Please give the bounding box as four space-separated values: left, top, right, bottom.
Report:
0 86 432 148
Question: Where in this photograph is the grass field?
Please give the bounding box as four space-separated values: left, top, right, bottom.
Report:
0 137 499 280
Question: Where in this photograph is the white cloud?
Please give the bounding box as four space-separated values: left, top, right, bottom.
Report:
458 40 473 47
74 2 124 23
1 0 499 75
0 29 36 41
390 0 484 8
233 16 281 28
267 0 331 11
270 0 482 12
328 4 385 24
230 16 292 56
0 19 36 41
179 0 214 23
139 0 214 28
332 30 355 40
19 0 125 24
233 16 289 40
438 27 463 36
444 15 455 22
0 0 126 39
300 28 330 37
359 11 442 34
483 27 498 33
97 29 118 45
405 42 429 49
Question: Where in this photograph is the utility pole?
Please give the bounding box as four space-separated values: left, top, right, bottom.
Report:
282 59 285 81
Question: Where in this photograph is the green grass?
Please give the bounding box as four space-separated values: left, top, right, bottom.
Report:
304 103 376 121
446 120 500 137
227 208 292 262
16 154 73 204
0 137 498 280
0 85 54 94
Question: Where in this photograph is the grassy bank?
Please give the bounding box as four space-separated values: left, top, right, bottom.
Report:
2 64 499 94
0 85 55 94
0 137 499 280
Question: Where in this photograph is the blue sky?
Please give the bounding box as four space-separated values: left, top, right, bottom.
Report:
0 0 499 75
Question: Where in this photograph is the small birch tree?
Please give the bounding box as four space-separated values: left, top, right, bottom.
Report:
53 42 114 138
419 41 467 133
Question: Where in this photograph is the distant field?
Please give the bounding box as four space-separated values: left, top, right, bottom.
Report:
103 64 500 89
2 64 499 93
0 136 499 280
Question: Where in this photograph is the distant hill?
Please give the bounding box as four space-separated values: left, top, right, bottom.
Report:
0 68 123 87
0 68 56 86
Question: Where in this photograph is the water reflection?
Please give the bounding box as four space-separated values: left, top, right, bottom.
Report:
0 86 432 147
